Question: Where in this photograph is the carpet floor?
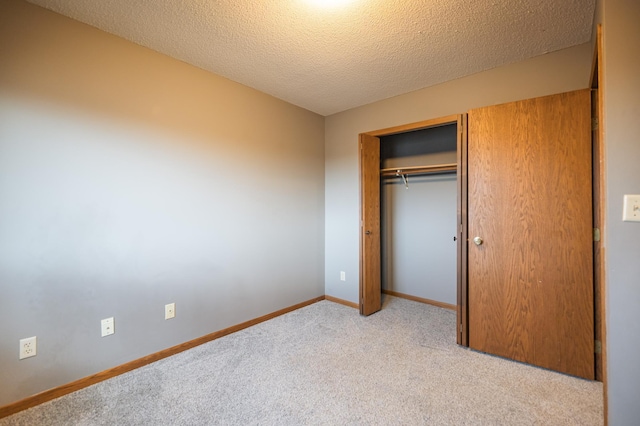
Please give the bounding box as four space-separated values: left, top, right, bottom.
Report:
1 296 603 425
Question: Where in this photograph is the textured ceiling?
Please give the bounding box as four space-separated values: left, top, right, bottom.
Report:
26 0 596 116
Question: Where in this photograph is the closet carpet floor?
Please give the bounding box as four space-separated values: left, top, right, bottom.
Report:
1 296 603 425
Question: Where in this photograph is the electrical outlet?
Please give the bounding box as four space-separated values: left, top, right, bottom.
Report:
101 317 115 337
19 336 37 360
165 303 176 320
340 271 346 281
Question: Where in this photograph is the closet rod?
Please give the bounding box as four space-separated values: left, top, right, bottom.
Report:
380 163 457 177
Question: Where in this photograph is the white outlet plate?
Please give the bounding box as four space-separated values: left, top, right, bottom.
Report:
623 194 640 222
340 271 346 281
19 336 37 360
165 303 176 320
101 317 115 337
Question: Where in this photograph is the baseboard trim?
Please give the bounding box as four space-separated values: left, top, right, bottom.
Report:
0 295 325 419
325 295 359 309
382 289 456 311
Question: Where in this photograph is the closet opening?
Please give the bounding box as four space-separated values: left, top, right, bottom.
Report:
381 124 457 309
359 114 468 345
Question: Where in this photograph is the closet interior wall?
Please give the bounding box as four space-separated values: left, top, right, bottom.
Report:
380 124 458 306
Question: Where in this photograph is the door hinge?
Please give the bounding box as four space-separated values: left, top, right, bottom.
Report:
595 340 602 354
459 323 463 334
592 118 599 130
459 223 463 234
594 228 601 242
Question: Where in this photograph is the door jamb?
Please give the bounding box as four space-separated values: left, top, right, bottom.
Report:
590 23 607 417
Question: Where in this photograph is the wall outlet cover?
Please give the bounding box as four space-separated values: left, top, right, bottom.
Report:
19 336 37 360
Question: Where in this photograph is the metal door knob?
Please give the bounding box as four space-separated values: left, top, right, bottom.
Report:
473 236 483 246
365 230 372 235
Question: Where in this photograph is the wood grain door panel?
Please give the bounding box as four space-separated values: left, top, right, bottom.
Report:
360 133 381 316
467 90 594 379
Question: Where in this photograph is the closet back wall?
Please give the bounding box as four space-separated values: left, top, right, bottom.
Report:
0 0 325 407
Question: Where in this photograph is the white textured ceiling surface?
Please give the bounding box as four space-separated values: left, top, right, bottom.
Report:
26 0 596 115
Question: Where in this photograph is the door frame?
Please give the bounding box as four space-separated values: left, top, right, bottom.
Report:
358 114 468 345
590 23 607 413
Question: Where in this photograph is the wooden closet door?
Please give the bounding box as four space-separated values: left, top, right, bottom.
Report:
359 133 381 316
467 90 594 379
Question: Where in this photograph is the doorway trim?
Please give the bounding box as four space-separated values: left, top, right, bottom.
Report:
358 114 468 345
590 23 607 420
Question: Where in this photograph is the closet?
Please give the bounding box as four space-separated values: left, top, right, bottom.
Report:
359 115 466 343
360 89 595 380
380 124 458 310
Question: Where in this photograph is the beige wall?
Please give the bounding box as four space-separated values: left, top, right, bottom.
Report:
324 42 593 302
0 0 325 406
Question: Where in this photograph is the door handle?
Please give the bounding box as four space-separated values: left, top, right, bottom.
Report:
365 230 372 235
473 236 483 246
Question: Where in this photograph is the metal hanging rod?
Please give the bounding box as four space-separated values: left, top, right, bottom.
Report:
379 163 457 177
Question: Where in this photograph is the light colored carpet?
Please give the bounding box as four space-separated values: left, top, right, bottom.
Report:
1 296 603 425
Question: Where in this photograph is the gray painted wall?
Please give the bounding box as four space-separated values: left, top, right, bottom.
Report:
0 0 324 406
600 0 640 423
380 126 457 304
382 175 457 304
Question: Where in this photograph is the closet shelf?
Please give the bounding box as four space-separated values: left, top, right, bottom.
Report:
380 163 457 177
